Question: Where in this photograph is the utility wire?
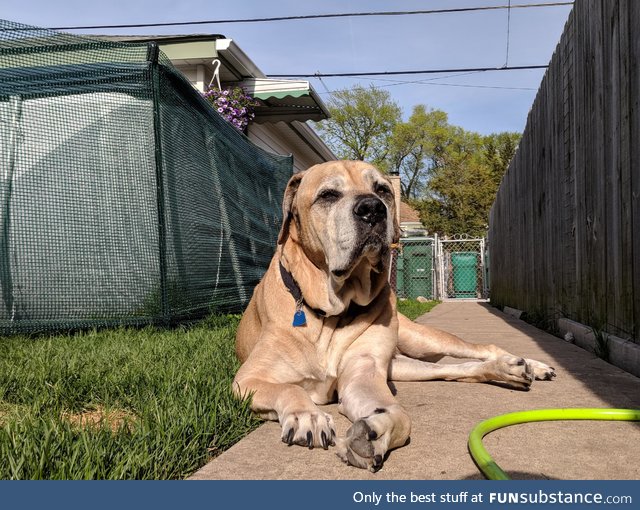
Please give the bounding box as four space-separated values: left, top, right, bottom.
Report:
388 81 537 91
315 71 534 93
35 2 574 31
271 65 548 78
317 81 537 93
314 71 476 94
503 0 513 67
374 80 537 91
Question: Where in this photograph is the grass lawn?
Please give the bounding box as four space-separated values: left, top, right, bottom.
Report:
397 299 440 320
0 315 259 480
0 300 438 480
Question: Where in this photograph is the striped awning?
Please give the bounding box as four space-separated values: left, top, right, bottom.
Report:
237 78 330 123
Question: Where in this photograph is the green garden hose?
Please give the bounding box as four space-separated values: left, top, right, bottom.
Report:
468 408 640 480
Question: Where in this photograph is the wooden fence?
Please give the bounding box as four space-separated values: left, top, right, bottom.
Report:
489 0 639 343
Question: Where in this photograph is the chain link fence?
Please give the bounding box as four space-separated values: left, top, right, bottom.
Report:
393 238 435 300
393 236 488 301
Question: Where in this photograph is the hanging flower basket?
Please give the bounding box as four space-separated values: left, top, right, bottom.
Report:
203 86 259 132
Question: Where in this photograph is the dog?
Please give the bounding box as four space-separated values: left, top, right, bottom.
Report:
233 160 555 472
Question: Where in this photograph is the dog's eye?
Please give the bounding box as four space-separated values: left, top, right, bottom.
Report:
317 189 342 203
375 184 392 197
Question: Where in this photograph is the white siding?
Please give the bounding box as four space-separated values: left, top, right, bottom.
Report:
247 123 325 173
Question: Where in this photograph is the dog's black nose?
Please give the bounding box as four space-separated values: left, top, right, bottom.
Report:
353 196 386 226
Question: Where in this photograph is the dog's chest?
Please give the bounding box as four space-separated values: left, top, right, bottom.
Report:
304 376 337 405
302 316 361 404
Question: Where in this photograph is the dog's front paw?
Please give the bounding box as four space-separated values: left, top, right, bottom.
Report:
336 418 385 472
526 359 557 381
336 408 403 472
281 410 336 450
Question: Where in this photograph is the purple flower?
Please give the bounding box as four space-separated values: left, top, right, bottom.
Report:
203 85 257 131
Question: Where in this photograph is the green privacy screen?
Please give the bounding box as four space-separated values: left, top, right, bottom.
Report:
0 20 293 333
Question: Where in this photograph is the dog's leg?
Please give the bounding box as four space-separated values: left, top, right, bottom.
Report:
233 349 336 450
397 313 555 381
335 354 411 472
389 354 534 390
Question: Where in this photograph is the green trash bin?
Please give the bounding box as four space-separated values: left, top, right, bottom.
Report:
451 252 477 298
402 240 433 299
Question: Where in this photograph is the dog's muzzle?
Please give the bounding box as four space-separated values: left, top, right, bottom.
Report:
352 195 389 255
353 196 386 227
330 195 389 280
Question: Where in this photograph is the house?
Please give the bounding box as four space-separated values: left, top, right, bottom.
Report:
99 34 336 172
399 201 427 237
386 174 428 237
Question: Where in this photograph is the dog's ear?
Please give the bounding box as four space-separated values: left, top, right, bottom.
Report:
277 171 306 245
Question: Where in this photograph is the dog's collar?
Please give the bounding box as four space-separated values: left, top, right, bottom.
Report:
279 261 326 321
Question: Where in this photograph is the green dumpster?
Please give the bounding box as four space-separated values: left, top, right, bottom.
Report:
451 252 477 298
402 240 433 299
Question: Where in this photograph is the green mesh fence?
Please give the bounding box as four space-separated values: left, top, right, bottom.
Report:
0 20 293 333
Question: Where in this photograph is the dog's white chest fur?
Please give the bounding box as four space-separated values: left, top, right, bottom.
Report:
296 316 346 404
301 313 390 405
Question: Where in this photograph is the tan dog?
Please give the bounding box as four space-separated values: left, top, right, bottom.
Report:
234 161 555 472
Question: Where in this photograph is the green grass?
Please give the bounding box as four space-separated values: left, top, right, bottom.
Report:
0 301 440 480
397 299 440 320
0 315 259 479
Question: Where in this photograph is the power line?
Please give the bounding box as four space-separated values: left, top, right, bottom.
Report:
504 0 513 67
317 81 537 93
35 2 574 31
315 71 537 93
360 71 490 86
269 65 548 79
377 81 537 91
315 73 537 93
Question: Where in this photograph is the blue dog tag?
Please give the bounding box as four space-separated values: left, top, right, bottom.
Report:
292 309 307 327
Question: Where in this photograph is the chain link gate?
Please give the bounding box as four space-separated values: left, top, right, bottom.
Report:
392 238 436 300
392 235 489 301
436 236 489 300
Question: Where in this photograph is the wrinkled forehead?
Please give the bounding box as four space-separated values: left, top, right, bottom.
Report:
299 162 384 195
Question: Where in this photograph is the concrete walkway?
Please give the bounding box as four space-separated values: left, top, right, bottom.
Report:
190 302 640 480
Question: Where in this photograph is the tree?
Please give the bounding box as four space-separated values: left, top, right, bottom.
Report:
315 85 401 168
417 156 496 237
482 131 521 186
388 105 450 199
416 130 520 237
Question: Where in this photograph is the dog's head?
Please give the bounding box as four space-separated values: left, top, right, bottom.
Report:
277 161 400 314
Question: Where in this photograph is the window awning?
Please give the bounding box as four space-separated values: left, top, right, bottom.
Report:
237 78 331 123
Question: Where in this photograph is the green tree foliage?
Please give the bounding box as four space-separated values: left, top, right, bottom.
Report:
415 131 520 237
387 105 450 199
316 85 401 167
482 131 521 186
315 85 521 237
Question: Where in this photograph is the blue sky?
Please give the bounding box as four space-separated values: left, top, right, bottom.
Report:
5 0 573 135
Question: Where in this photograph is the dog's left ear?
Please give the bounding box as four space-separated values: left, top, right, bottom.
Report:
277 171 305 245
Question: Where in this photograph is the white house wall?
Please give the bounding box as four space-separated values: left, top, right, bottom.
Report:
247 122 320 173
